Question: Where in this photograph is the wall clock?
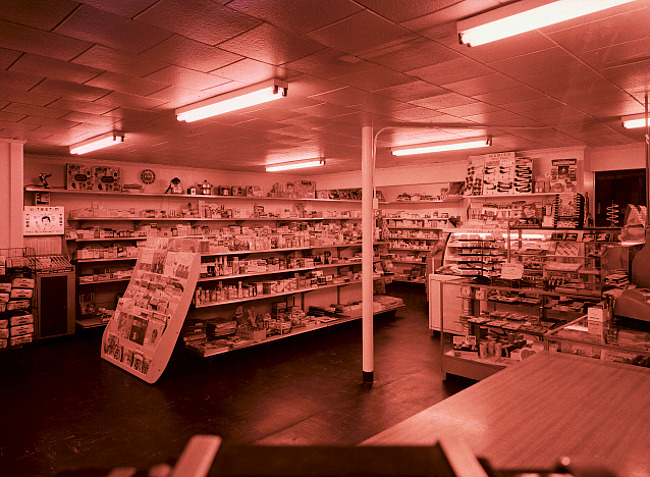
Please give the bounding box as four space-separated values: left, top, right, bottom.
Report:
140 169 156 185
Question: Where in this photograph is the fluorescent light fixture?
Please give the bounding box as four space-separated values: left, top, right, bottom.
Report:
69 132 124 155
176 79 288 122
266 158 325 172
391 137 492 156
458 0 637 47
622 113 648 129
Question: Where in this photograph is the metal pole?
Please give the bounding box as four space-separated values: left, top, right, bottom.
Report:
645 93 649 224
361 125 374 384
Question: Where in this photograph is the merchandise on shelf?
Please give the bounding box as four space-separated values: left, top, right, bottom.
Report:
0 256 35 350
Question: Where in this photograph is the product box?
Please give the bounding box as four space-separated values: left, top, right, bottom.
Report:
587 303 611 322
0 319 7 328
93 166 121 192
10 323 34 336
238 327 267 341
10 288 33 299
0 328 8 339
12 277 34 289
0 338 7 349
0 282 11 293
66 163 94 191
10 334 32 346
10 314 34 326
0 292 9 303
7 300 30 311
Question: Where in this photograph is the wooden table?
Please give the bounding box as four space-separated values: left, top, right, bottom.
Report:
363 352 650 477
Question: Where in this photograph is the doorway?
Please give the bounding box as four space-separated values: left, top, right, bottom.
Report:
594 169 647 227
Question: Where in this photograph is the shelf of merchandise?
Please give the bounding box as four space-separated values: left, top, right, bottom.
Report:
68 236 148 242
199 242 380 258
190 303 404 358
24 186 363 203
74 257 138 263
197 261 368 283
464 192 557 200
67 216 361 222
388 226 446 231
194 278 374 308
78 277 131 286
381 196 464 205
387 235 440 241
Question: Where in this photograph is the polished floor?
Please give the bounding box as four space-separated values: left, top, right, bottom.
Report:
0 283 473 476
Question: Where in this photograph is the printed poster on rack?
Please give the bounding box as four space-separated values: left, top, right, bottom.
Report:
101 239 200 383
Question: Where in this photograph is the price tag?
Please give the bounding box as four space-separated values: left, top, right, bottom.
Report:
500 262 524 280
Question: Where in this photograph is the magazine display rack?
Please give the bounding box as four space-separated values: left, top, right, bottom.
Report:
101 238 200 383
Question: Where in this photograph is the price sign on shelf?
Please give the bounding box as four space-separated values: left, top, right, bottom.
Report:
500 262 524 280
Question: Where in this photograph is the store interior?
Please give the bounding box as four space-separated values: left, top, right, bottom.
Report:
2 1 650 476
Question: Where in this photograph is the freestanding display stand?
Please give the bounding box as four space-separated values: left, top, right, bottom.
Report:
101 238 201 383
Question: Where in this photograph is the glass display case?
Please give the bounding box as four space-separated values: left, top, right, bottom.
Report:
546 315 650 368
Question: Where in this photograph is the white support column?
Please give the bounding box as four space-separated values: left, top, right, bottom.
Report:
361 125 374 384
0 140 25 250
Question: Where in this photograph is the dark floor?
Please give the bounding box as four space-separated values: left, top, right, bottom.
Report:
0 283 474 476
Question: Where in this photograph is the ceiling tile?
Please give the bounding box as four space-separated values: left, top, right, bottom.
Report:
488 47 583 78
360 37 460 72
31 79 111 102
48 98 118 115
373 81 448 103
98 91 170 110
463 110 529 125
226 0 363 35
0 88 59 107
578 37 650 70
142 35 243 73
548 7 650 54
0 47 22 69
309 86 378 107
0 70 43 91
0 0 78 31
77 0 158 17
147 85 238 110
219 23 325 65
72 45 169 77
0 19 93 62
4 103 70 119
210 58 296 84
519 106 589 125
356 0 457 23
85 71 170 97
445 31 556 64
501 97 565 114
441 73 522 97
292 102 357 118
408 56 494 85
400 0 501 32
282 49 375 80
472 86 546 107
54 5 172 55
410 92 476 110
144 65 231 92
19 115 80 129
513 65 604 98
135 0 262 46
437 102 502 118
388 106 448 122
305 10 416 55
59 111 120 126
600 59 650 95
9 53 103 84
334 65 413 92
0 119 40 132
0 111 28 122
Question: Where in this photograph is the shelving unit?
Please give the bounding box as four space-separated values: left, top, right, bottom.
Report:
443 230 507 279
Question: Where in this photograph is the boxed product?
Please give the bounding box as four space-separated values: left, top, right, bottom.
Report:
10 314 34 326
0 319 7 328
10 334 32 346
0 328 8 339
66 163 93 191
10 323 34 336
7 300 31 311
93 166 122 192
464 157 485 196
12 277 34 289
0 292 9 303
0 282 11 293
0 338 7 349
10 288 33 299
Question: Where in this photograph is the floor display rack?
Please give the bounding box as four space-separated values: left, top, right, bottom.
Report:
0 248 35 352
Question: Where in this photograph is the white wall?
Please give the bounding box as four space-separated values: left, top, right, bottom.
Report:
590 143 645 172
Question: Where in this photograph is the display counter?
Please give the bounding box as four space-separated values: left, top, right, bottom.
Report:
363 351 650 477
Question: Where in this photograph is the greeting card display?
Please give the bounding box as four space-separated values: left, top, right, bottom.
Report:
93 166 121 192
101 238 200 383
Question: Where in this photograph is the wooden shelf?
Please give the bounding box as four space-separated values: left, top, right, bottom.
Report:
68 236 147 242
75 317 110 329
191 304 404 358
194 279 366 308
78 277 131 285
24 186 362 203
67 216 360 222
74 257 138 263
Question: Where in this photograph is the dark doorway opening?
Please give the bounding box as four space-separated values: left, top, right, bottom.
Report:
595 169 647 227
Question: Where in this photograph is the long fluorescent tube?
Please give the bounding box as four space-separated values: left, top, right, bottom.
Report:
622 113 648 129
458 0 638 47
176 79 288 122
69 132 124 155
266 158 325 172
391 137 492 156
